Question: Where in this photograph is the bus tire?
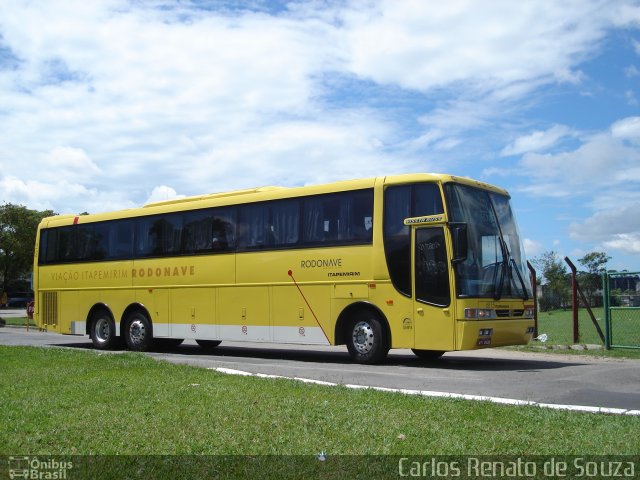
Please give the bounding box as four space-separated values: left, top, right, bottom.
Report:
124 311 153 352
196 339 221 351
89 310 117 350
411 349 444 360
346 310 389 364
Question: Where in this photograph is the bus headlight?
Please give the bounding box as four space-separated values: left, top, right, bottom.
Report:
524 307 535 318
465 308 496 319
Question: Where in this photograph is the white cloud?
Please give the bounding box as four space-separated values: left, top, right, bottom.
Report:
0 175 134 214
570 203 640 255
501 124 574 156
342 0 613 94
603 234 640 255
507 118 640 257
523 238 543 257
145 186 185 206
44 146 101 180
516 122 640 187
611 116 640 143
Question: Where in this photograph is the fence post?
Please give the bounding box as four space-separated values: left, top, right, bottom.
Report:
603 271 611 349
564 257 579 343
527 261 538 337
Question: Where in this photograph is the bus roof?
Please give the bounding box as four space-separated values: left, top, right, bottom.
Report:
39 173 509 228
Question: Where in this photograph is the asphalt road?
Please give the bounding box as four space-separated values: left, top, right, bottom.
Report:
2 325 639 411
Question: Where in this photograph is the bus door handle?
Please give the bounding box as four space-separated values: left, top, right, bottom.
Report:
416 307 424 315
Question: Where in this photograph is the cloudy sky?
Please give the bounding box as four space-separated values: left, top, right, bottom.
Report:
1 0 639 271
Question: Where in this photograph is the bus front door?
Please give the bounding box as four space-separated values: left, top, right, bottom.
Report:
412 226 455 351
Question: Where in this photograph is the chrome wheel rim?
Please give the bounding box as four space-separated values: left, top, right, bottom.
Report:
94 317 111 344
129 319 146 346
352 321 374 354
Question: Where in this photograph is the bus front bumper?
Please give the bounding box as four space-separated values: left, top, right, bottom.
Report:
457 319 535 350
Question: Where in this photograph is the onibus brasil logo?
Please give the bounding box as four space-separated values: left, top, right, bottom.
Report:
8 457 73 479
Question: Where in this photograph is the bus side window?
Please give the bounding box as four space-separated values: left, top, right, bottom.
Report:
109 220 134 259
383 183 444 297
303 190 373 245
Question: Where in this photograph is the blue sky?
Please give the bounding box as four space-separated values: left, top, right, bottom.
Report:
0 0 639 272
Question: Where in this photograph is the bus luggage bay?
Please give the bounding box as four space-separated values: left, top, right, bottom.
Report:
33 173 535 363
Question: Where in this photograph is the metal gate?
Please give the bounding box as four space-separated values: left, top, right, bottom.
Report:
603 271 640 350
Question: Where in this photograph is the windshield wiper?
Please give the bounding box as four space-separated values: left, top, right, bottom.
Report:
496 236 530 301
510 257 530 301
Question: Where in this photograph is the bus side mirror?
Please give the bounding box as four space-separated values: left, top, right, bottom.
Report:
451 223 468 264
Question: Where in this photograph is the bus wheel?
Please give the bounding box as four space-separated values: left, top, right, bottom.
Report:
90 310 117 350
196 339 221 352
411 349 444 361
346 310 389 364
124 311 153 352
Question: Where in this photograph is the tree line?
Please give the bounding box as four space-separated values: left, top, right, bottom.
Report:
1 203 54 295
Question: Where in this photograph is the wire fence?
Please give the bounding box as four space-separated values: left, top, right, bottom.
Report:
604 272 640 350
534 308 606 346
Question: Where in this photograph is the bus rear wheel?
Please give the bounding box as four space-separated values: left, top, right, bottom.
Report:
90 310 117 350
411 349 444 360
346 310 389 364
124 311 153 352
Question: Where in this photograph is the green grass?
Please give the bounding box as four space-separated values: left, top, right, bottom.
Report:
1 346 638 458
0 315 36 327
530 307 640 357
535 308 607 345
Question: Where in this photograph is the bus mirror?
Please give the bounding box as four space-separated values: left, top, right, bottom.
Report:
451 223 468 264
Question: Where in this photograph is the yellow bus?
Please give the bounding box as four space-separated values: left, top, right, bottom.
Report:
33 173 535 363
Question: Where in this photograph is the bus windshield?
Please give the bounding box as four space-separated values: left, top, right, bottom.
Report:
445 183 532 300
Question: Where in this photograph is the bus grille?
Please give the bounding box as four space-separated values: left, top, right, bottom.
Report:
41 292 58 326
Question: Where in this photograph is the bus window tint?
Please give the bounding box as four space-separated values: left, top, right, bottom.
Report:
383 183 444 296
383 186 411 295
271 200 299 246
136 213 183 257
183 207 236 253
108 220 134 259
302 190 373 245
238 203 270 249
38 189 374 265
238 199 299 250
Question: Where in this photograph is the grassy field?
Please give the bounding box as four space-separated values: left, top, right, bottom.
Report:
0 315 36 327
1 346 638 458
535 308 606 345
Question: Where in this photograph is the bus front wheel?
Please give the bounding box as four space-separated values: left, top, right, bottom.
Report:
124 311 153 352
346 310 389 364
90 310 118 350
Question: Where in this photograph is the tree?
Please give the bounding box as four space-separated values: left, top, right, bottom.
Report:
577 251 610 307
0 203 54 293
532 251 569 311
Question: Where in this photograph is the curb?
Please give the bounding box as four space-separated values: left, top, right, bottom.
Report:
210 367 640 416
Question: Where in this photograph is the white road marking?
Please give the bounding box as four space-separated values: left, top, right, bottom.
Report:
209 367 640 416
